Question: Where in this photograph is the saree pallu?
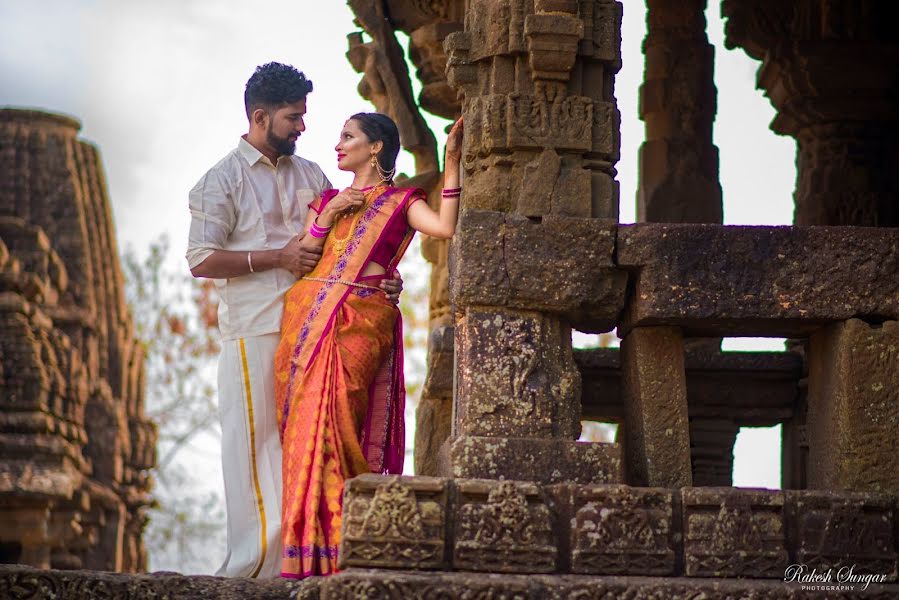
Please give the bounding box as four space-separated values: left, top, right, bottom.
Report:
274 186 418 579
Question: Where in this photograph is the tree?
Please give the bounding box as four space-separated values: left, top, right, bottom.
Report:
122 235 226 574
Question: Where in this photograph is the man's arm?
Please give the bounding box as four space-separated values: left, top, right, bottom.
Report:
190 236 322 279
187 165 323 280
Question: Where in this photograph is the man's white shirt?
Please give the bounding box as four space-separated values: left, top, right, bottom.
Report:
186 137 332 340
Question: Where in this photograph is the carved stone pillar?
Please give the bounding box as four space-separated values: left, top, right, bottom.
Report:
638 0 722 224
443 0 627 485
723 0 899 226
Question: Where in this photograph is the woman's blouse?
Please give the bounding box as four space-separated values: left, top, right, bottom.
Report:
309 188 425 270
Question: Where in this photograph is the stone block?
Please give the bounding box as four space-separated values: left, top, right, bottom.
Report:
454 308 580 439
340 475 448 571
566 484 676 575
450 210 626 330
617 224 899 337
453 479 558 573
448 436 623 485
806 319 899 498
682 487 787 578
621 327 692 488
786 490 897 581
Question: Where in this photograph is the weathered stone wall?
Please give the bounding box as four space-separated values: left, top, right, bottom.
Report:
0 109 156 572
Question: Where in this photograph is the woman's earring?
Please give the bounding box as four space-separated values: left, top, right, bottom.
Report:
370 154 377 168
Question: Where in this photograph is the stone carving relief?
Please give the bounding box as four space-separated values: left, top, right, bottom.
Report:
342 475 447 570
571 486 675 575
454 480 557 573
683 488 787 578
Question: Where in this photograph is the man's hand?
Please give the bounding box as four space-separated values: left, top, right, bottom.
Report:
380 270 403 305
279 234 322 277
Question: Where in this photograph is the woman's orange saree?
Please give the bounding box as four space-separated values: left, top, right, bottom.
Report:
274 185 420 579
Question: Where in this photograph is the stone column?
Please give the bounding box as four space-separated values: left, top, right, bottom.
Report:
689 418 738 486
806 319 899 498
443 0 628 485
638 0 722 224
620 326 692 487
723 0 899 227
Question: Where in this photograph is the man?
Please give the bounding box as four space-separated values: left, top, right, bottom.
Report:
186 62 400 578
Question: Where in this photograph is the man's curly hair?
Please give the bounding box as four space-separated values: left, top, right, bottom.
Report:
244 62 313 119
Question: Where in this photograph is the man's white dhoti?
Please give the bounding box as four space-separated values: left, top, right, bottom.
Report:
216 333 282 579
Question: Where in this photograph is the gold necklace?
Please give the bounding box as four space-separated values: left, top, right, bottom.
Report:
331 185 384 256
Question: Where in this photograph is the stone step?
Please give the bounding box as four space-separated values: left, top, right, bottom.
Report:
341 475 899 580
0 564 318 599
4 564 896 599
324 569 899 599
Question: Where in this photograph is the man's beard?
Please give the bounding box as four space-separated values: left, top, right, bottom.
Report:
267 128 296 157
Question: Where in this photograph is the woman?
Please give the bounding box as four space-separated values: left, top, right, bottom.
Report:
274 112 463 579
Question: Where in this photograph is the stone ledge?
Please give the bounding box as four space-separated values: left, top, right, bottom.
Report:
339 476 899 579
0 564 319 599
5 564 898 599
617 223 899 337
324 569 899 599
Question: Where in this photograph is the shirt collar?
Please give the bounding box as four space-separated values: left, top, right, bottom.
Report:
238 136 273 167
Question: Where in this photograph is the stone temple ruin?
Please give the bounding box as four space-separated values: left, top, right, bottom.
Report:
0 110 157 572
2 0 899 598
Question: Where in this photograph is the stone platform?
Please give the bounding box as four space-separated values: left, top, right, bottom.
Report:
3 565 898 599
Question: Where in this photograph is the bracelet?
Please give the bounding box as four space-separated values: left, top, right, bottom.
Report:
442 187 461 197
247 251 255 273
310 218 331 238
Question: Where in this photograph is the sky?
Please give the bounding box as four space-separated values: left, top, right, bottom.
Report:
2 0 796 573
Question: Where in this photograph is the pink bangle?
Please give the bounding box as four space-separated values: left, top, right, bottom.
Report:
442 187 461 197
309 219 331 238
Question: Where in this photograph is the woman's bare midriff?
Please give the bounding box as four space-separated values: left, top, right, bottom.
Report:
361 261 387 278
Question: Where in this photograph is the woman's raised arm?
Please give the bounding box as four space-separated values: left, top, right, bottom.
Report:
407 118 463 239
